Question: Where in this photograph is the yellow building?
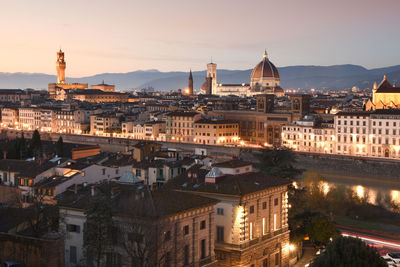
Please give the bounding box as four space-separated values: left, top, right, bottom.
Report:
64 89 129 103
366 75 400 110
194 119 239 145
166 111 201 143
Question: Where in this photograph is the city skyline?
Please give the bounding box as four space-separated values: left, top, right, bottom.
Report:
0 0 399 77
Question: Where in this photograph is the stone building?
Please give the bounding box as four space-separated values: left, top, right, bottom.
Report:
194 119 239 145
166 160 291 267
1 108 19 128
166 111 201 143
366 75 400 110
59 183 218 267
282 109 400 160
201 51 284 97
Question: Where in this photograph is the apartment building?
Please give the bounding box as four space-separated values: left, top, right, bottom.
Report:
282 109 400 160
59 183 218 267
194 119 239 145
1 108 19 128
167 160 291 267
282 116 335 154
55 109 75 134
89 113 120 136
166 111 201 143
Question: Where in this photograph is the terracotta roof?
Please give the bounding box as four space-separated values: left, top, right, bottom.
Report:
0 159 58 178
251 55 280 80
165 166 290 196
59 183 218 218
166 111 199 117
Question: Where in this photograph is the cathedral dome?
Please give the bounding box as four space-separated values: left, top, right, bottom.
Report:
250 50 280 80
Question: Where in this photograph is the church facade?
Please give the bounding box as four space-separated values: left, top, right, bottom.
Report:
365 75 400 110
201 50 284 97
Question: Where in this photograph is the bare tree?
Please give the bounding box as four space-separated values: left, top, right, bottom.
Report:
115 189 183 267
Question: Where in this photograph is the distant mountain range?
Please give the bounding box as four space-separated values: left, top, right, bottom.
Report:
1 64 399 91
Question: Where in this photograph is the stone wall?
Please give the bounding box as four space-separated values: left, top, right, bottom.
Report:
295 153 400 180
0 232 64 267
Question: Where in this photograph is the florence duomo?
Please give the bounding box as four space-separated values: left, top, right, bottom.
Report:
0 1 399 267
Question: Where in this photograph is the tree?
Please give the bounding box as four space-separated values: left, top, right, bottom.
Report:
255 147 303 178
56 136 64 157
30 130 42 158
116 189 178 267
311 236 386 267
306 215 339 246
83 192 114 267
19 133 27 159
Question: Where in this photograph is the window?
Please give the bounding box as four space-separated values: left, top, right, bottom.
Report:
274 198 279 206
200 220 206 230
67 224 80 233
262 217 266 235
136 169 141 177
216 226 224 242
201 239 206 259
164 231 171 241
183 225 189 235
102 168 106 175
81 171 85 177
250 222 254 240
184 245 190 265
70 246 77 264
106 252 121 267
275 252 280 266
250 205 254 214
262 201 267 209
217 208 224 215
165 252 171 267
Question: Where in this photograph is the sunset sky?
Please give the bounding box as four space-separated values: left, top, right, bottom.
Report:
0 0 399 77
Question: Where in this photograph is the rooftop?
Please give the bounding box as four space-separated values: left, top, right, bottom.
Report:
165 165 290 196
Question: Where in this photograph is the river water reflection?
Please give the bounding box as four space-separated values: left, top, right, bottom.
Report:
298 173 400 206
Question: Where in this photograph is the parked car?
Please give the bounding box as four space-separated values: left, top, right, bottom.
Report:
382 255 399 267
387 252 400 265
3 261 23 267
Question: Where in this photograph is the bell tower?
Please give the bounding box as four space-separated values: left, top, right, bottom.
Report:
56 49 66 84
206 60 217 94
188 69 193 95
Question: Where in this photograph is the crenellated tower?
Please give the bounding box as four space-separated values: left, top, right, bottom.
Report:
56 49 66 84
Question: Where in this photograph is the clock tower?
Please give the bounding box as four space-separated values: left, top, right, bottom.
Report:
56 49 66 84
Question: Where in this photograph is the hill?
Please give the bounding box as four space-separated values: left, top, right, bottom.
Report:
1 64 400 91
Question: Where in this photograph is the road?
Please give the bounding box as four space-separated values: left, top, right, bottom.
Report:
339 228 400 256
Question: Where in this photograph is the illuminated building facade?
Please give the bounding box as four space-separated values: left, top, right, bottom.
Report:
166 111 201 143
169 160 290 267
366 75 400 110
1 108 19 128
194 119 239 145
282 117 335 154
282 109 400 160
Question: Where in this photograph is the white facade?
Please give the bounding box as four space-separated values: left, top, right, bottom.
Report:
282 111 400 160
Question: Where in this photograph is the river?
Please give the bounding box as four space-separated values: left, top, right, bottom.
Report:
298 171 400 206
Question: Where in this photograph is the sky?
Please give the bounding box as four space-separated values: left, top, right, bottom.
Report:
0 0 399 77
